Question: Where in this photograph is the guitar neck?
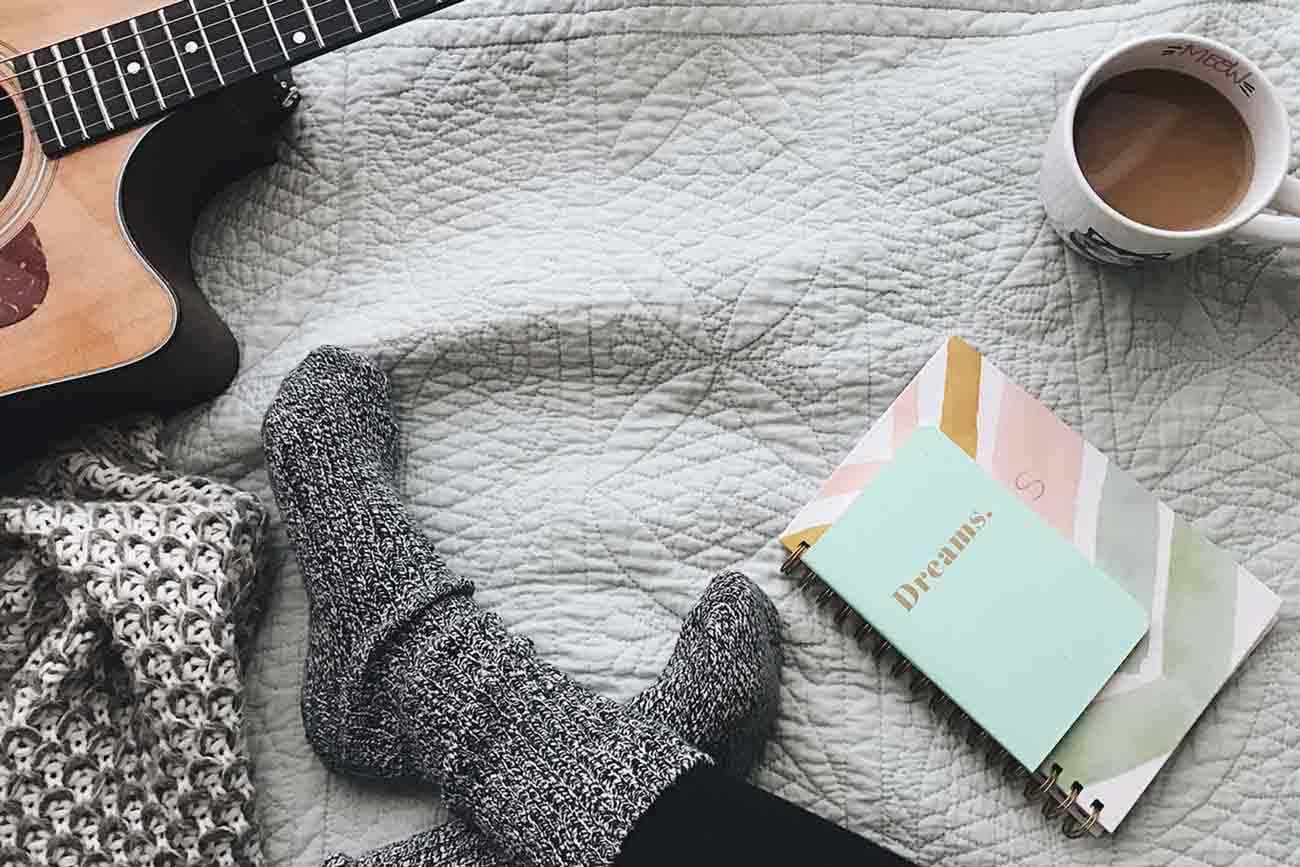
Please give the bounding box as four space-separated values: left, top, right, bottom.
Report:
13 0 467 158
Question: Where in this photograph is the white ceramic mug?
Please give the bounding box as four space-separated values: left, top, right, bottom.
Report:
1041 33 1300 265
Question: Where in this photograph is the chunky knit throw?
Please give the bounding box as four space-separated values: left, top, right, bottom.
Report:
0 417 269 867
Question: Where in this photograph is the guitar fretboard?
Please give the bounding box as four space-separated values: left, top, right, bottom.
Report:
12 0 462 157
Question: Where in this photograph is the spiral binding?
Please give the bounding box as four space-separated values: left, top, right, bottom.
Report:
780 540 1105 839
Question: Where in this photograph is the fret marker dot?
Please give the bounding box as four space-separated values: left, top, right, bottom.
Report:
127 62 142 75
185 41 199 54
293 31 308 45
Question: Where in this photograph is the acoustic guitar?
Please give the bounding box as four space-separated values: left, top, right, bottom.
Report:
0 0 461 459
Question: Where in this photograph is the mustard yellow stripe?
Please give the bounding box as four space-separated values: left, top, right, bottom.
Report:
940 336 982 458
780 524 832 553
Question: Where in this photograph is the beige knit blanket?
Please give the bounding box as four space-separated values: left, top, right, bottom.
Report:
0 418 269 866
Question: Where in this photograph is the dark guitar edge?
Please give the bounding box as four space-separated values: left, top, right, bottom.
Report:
3 73 298 468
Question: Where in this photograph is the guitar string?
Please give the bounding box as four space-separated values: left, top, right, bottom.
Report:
0 7 345 124
0 0 461 135
0 1 443 91
2 5 325 90
0 1 460 161
0 0 443 105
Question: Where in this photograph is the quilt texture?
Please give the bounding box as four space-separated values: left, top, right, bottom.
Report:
170 1 1300 863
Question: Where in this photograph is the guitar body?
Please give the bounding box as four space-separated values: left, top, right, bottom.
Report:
1 1 295 461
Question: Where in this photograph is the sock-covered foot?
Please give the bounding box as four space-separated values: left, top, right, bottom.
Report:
634 571 782 778
264 346 473 780
265 347 708 867
323 571 783 866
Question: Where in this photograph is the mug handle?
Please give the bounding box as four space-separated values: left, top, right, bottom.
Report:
1233 177 1300 244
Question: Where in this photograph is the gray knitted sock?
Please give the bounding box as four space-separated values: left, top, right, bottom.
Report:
264 347 463 782
324 570 783 867
263 347 714 867
632 570 783 780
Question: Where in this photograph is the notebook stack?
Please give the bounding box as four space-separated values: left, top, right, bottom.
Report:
779 336 1281 838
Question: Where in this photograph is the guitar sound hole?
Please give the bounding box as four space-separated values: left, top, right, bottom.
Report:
0 87 21 200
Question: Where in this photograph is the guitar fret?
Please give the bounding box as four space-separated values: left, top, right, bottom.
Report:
300 1 326 47
102 27 140 120
82 31 133 130
56 39 115 140
263 0 319 62
130 19 170 110
262 0 292 60
310 0 366 44
226 0 294 71
191 0 254 84
394 0 442 15
140 13 193 109
223 1 260 72
63 40 115 139
350 1 399 31
188 0 226 85
394 0 459 23
160 3 223 95
48 45 89 141
10 58 57 151
342 0 362 32
25 54 66 150
106 21 163 118
76 36 115 130
158 8 197 98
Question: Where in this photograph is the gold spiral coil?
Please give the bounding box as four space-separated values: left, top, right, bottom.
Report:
1024 764 1061 802
781 541 811 575
1062 800 1104 839
1043 781 1082 819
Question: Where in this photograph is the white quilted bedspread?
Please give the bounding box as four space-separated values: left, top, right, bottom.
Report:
169 1 1300 864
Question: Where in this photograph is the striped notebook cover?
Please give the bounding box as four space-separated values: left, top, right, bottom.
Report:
780 336 1281 835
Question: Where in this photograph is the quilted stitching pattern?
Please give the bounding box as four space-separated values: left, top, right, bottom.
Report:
171 2 1300 864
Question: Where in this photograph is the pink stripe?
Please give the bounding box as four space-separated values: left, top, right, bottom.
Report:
990 382 1083 541
821 461 886 497
893 381 920 448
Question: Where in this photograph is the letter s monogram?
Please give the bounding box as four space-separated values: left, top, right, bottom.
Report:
1015 472 1046 502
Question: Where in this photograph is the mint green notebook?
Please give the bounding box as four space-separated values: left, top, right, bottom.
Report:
803 427 1148 770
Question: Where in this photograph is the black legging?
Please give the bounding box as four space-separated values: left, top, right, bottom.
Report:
620 764 918 866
